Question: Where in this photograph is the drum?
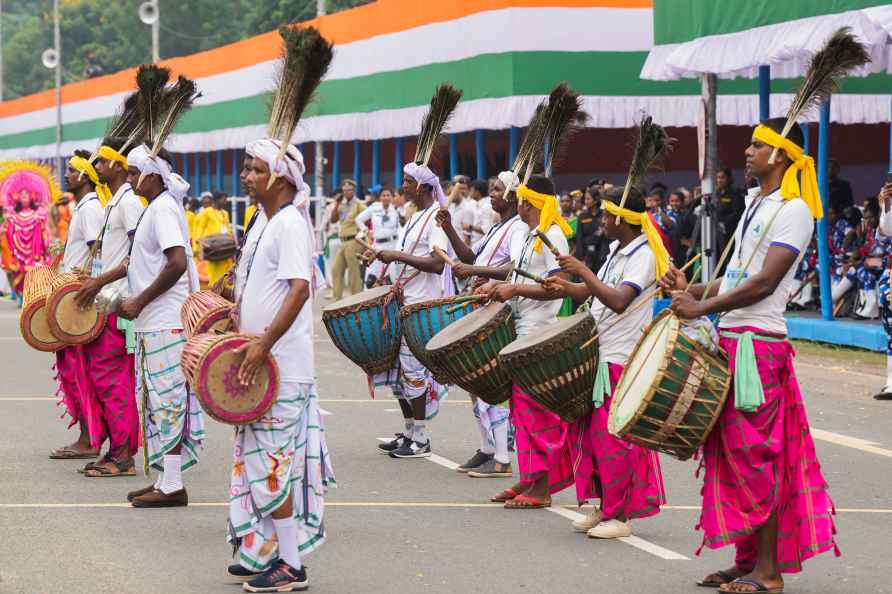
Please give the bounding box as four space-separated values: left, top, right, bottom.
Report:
608 310 731 461
322 286 402 375
400 296 480 383
425 302 516 405
19 265 64 352
200 233 237 261
181 332 279 425
46 272 107 345
498 311 597 423
181 290 233 338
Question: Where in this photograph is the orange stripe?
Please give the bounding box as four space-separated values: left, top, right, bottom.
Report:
0 0 650 119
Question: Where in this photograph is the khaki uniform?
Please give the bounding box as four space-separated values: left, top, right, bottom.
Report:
331 199 367 299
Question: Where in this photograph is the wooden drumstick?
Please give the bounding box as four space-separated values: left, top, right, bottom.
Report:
533 230 561 258
513 266 546 285
433 246 457 267
445 295 487 314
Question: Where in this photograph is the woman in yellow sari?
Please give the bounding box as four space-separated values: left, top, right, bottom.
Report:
193 192 234 286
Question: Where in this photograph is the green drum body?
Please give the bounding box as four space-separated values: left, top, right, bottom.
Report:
425 303 516 405
400 297 480 383
498 312 597 423
609 310 730 461
322 286 402 376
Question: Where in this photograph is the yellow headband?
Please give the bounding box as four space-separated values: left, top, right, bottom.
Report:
602 200 671 281
751 124 823 220
69 156 112 206
98 145 128 169
517 184 573 253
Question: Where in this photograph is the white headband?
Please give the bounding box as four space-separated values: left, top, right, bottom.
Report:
403 162 446 207
497 171 520 193
246 138 310 197
128 144 190 200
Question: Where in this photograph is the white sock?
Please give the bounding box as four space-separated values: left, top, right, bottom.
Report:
492 420 510 464
413 420 428 444
403 418 415 437
272 516 302 570
159 454 183 494
885 355 892 390
153 474 163 490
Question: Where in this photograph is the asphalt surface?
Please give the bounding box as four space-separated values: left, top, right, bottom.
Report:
1 298 891 594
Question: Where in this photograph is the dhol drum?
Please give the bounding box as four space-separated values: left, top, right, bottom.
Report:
181 332 279 425
498 311 597 423
608 310 730 461
181 290 233 338
400 296 481 383
425 302 516 405
19 265 64 352
46 272 107 345
322 286 402 375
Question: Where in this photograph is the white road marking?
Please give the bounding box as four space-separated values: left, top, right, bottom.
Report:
811 428 892 459
320 408 333 416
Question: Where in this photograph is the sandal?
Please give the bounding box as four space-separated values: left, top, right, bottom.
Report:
504 494 550 509
698 570 738 588
490 488 519 503
49 446 100 460
77 453 110 474
719 578 783 593
84 458 136 478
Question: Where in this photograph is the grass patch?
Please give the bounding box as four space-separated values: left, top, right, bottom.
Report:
792 339 885 366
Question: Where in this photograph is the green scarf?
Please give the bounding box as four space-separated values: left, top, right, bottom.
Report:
720 330 785 412
117 315 137 354
591 360 611 408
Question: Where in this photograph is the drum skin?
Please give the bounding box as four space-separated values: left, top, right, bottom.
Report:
20 265 64 352
46 272 107 345
322 286 402 375
400 296 480 384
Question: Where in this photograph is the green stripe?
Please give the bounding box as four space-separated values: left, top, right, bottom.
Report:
654 0 890 45
2 50 891 150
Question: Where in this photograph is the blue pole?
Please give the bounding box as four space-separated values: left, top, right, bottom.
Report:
544 140 551 176
215 149 223 193
231 149 239 197
332 141 341 190
315 142 324 195
353 140 361 186
183 153 190 191
205 152 212 192
888 88 892 172
508 127 519 167
801 123 810 156
816 100 833 321
449 134 458 179
475 129 486 180
394 137 404 188
194 153 201 194
371 139 381 187
758 64 771 121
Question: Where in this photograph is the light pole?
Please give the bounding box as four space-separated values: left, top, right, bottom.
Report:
139 0 160 63
313 0 326 247
53 0 62 183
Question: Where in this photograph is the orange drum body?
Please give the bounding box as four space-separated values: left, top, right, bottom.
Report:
181 332 278 425
46 272 107 345
20 265 64 352
181 290 233 338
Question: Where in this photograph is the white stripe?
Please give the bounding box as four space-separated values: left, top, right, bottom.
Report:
812 428 892 459
319 408 333 416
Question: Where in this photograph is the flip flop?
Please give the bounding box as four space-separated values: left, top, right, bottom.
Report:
84 458 136 478
697 570 738 588
49 447 100 460
719 578 783 593
504 494 550 509
490 488 519 503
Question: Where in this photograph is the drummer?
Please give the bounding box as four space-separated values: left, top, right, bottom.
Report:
435 170 527 478
48 150 107 461
366 162 450 459
544 186 666 539
476 174 574 509
73 137 143 478
224 139 333 591
660 118 837 593
117 144 204 507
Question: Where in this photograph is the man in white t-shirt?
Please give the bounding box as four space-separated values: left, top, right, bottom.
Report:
367 162 450 459
546 187 666 539
447 181 476 245
73 137 143 479
468 179 495 245
224 140 333 591
662 118 836 592
49 150 107 462
355 185 400 287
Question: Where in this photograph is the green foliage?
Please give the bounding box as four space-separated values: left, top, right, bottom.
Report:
1 0 370 100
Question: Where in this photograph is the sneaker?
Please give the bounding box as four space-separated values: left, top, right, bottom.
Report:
227 563 264 584
243 560 308 592
456 450 492 473
572 509 603 533
587 518 632 539
467 459 513 478
389 439 431 459
378 433 409 454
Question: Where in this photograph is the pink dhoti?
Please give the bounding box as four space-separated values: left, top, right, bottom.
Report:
699 327 838 573
510 384 573 493
54 345 104 444
567 363 665 520
83 314 139 457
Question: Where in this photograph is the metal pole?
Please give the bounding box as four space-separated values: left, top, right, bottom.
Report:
543 140 551 177
352 140 361 186
371 139 380 187
216 149 223 192
700 73 718 280
332 141 340 190
205 151 212 192
508 127 519 168
816 100 833 321
53 0 62 185
394 137 404 188
313 0 326 246
231 149 239 197
151 0 160 63
801 123 810 156
475 130 485 180
758 64 770 121
449 134 458 178
194 153 201 194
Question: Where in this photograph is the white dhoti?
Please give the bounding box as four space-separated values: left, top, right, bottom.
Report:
365 239 397 286
373 338 447 420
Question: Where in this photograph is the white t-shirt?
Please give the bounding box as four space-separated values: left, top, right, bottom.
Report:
448 199 476 242
355 202 400 245
395 204 449 305
128 192 198 332
61 193 103 274
471 197 496 244
234 207 268 302
588 235 656 364
472 214 526 268
718 188 813 333
239 205 315 384
98 183 144 294
509 224 569 336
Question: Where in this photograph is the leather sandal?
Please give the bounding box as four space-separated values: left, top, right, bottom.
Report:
84 457 136 478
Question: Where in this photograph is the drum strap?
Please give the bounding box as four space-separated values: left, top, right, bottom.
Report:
719 330 785 412
390 205 438 290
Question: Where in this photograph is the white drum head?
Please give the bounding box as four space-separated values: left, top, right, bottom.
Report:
613 313 674 430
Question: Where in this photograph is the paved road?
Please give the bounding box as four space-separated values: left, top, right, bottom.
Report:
1 300 890 593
